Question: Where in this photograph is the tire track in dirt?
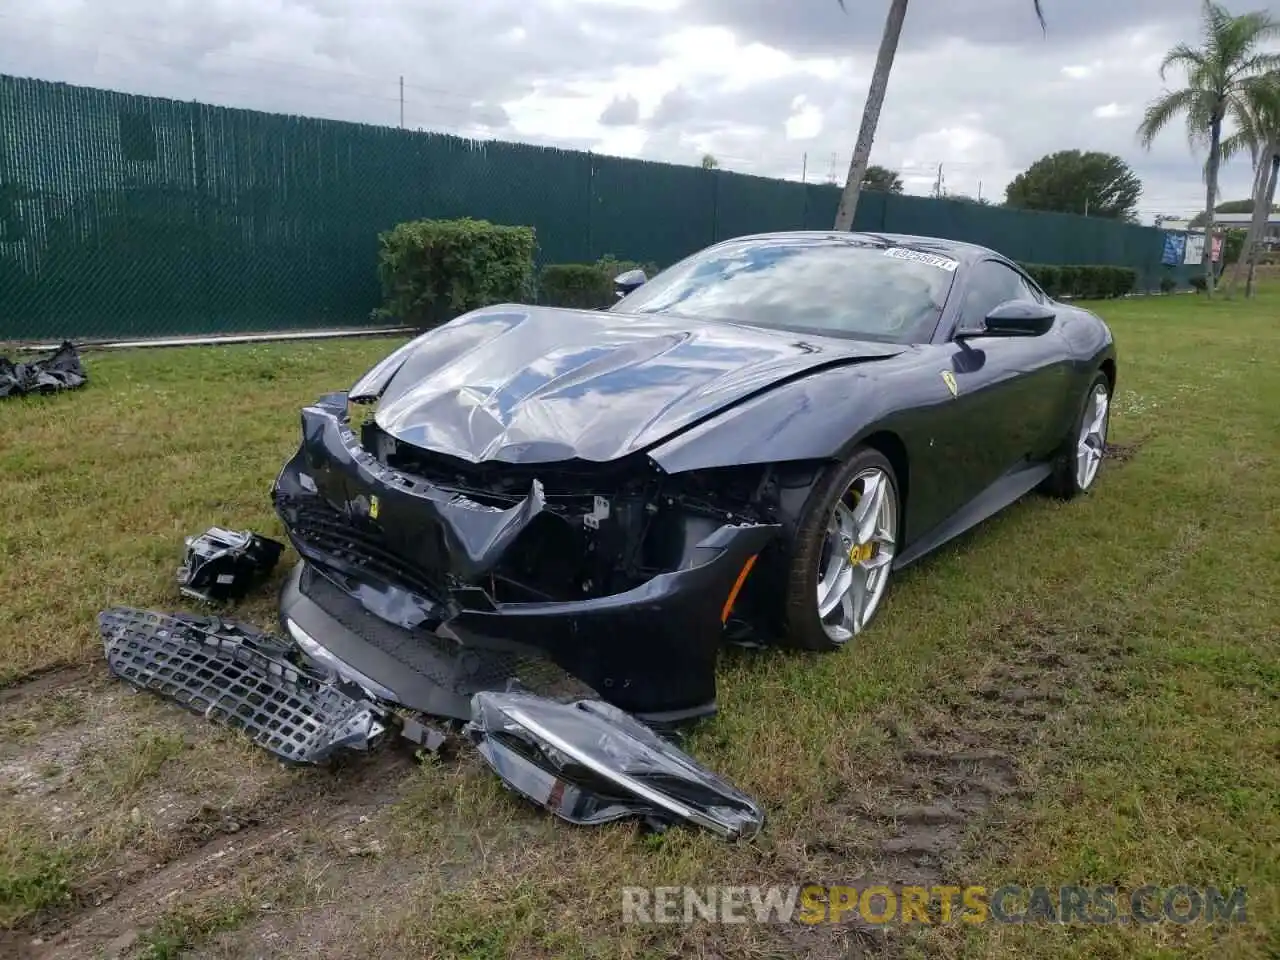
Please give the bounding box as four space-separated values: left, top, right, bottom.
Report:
24 749 417 960
0 663 97 707
772 511 1205 954
0 662 428 959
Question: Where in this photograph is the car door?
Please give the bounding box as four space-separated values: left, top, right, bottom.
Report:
937 259 1067 501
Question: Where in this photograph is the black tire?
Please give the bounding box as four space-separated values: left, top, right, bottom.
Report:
1043 371 1111 500
780 445 899 652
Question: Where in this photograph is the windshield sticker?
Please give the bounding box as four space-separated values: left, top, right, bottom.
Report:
884 248 959 271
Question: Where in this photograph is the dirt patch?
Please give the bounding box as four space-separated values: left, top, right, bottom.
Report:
0 665 98 708
32 757 418 960
0 663 431 958
764 607 1123 948
1104 440 1145 463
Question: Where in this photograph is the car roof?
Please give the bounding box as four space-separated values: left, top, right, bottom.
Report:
716 230 998 266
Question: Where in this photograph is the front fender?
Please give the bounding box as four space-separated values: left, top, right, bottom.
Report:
648 349 945 473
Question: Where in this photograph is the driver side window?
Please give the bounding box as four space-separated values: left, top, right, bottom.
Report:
958 260 1041 332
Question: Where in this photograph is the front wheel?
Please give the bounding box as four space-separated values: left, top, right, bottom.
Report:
780 447 900 652
1044 372 1111 499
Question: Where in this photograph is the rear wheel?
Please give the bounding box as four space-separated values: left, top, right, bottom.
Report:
781 447 899 652
1044 371 1111 499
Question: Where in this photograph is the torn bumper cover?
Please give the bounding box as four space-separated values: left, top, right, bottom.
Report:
99 607 387 764
0 341 88 398
271 393 779 722
467 692 764 840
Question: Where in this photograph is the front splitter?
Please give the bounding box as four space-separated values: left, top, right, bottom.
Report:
278 561 597 722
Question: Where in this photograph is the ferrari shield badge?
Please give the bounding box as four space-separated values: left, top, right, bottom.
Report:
368 495 380 520
941 370 958 398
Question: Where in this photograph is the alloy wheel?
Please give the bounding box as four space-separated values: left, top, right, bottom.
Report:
1076 383 1110 490
815 467 897 644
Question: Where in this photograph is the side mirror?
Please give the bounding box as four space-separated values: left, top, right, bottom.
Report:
614 268 647 298
958 298 1056 339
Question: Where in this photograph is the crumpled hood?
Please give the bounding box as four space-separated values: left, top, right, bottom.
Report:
356 304 905 464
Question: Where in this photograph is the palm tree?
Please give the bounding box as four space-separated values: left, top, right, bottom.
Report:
1221 71 1280 295
1137 2 1280 297
832 1 1045 231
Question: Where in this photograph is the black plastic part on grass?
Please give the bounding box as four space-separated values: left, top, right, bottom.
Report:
98 607 388 765
0 341 88 398
466 691 764 841
177 528 285 604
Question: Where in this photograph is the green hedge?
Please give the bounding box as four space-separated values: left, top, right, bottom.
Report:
538 256 660 309
1018 263 1137 300
376 217 536 326
539 264 615 309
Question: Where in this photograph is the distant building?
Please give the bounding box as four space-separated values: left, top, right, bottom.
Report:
1212 212 1280 242
1161 212 1280 243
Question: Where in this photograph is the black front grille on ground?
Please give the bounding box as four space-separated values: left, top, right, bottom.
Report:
300 564 596 701
98 607 386 764
277 492 445 600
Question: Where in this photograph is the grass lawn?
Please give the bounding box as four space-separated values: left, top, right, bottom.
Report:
1 287 1277 959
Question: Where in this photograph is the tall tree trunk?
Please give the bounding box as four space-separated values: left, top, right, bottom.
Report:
1203 115 1222 297
833 0 908 231
1225 152 1271 295
1246 149 1279 298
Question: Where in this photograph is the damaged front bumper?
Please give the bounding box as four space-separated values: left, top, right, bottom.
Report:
272 393 779 722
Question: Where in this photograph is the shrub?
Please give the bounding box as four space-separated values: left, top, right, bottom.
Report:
1057 265 1080 297
376 217 536 327
595 254 659 281
1160 275 1177 294
1020 263 1061 298
1189 274 1208 293
537 255 662 309
539 263 615 309
1016 263 1136 300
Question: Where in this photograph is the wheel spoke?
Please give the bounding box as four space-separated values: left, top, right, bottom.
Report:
1090 393 1109 437
845 572 868 631
852 473 887 544
835 502 856 540
818 561 852 618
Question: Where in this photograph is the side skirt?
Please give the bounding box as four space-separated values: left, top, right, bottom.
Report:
892 461 1053 570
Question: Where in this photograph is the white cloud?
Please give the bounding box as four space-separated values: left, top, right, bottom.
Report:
784 98 823 140
1092 102 1130 119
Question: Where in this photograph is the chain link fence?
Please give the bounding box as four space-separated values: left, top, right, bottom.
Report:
1 74 1192 342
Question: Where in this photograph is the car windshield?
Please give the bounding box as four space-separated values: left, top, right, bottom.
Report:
613 237 957 343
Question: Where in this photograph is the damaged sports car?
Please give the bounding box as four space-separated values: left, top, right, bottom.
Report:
274 231 1115 724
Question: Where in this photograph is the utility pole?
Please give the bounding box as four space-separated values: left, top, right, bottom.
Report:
932 163 944 198
1084 196 1089 217
977 180 983 203
801 152 807 184
399 76 405 128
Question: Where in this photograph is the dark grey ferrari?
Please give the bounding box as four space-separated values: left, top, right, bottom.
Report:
273 231 1115 725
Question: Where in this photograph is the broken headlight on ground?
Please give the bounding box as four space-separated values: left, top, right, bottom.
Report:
466 691 764 840
99 607 388 765
177 528 285 604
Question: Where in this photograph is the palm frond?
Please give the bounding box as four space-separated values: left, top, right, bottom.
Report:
1160 43 1208 82
1138 88 1203 147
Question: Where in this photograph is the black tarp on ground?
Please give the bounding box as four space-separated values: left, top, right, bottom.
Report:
0 341 88 398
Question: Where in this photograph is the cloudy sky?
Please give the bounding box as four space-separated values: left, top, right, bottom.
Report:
3 0 1277 222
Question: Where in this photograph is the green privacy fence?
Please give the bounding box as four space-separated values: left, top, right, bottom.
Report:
0 75 1191 341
